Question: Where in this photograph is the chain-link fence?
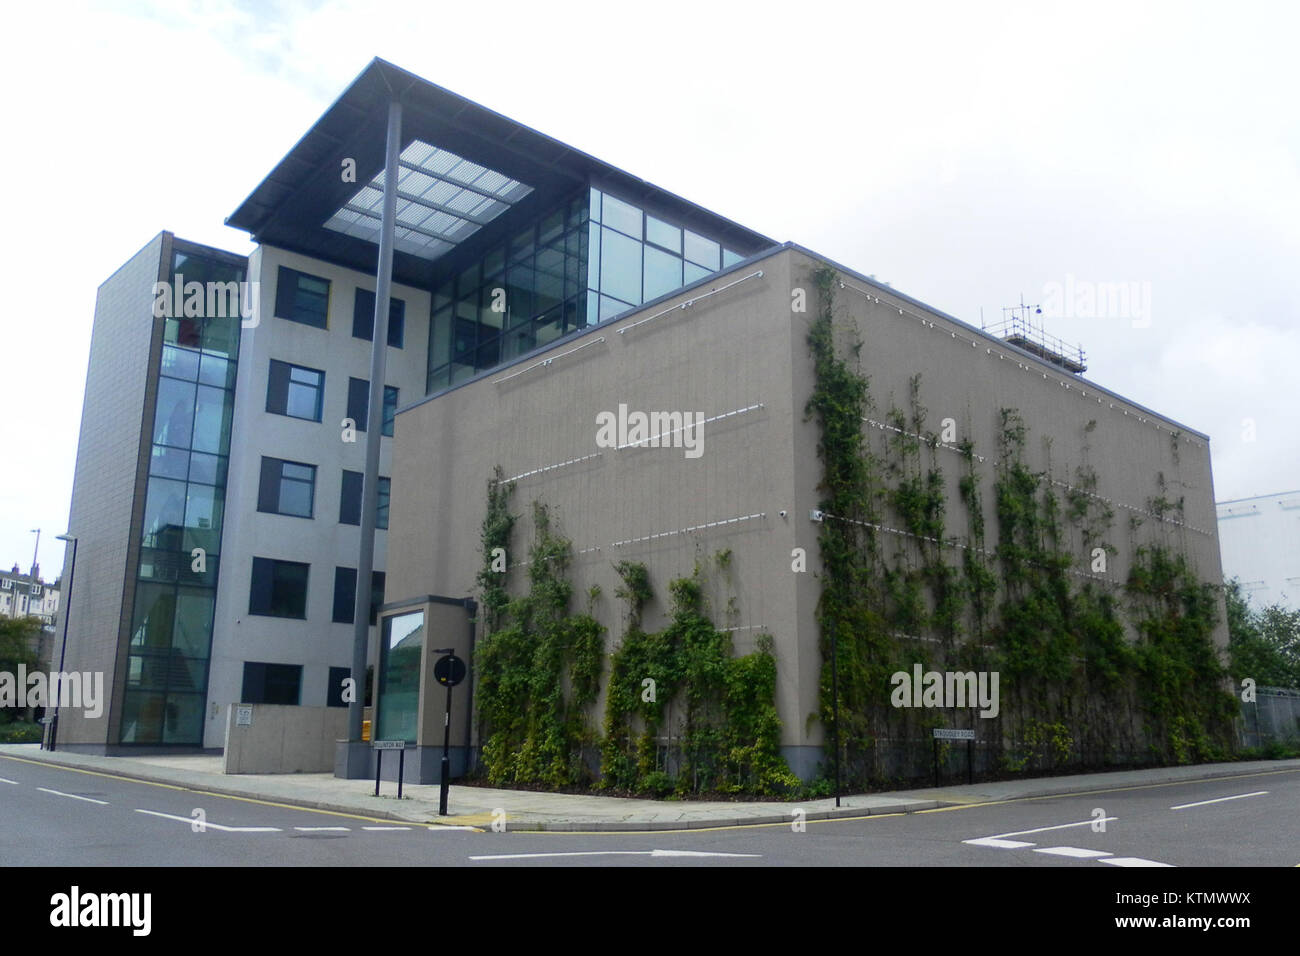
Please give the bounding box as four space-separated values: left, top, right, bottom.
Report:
1240 686 1300 748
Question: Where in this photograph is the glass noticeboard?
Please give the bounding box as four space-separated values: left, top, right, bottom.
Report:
377 609 423 743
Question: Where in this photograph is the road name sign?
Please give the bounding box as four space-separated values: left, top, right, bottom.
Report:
372 739 406 750
932 728 976 740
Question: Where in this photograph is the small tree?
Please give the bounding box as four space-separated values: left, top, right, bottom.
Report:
1225 579 1300 689
0 617 41 724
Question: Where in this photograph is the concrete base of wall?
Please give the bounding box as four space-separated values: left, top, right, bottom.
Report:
223 704 346 773
781 745 825 782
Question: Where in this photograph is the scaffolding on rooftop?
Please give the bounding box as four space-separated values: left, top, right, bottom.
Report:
985 299 1087 374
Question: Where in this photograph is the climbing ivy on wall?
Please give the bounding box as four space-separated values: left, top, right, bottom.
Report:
1126 546 1237 763
804 266 909 782
601 556 797 796
805 264 1237 786
474 478 797 795
475 492 605 788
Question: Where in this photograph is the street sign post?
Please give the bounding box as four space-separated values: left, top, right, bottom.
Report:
932 727 976 787
432 650 465 816
373 739 406 798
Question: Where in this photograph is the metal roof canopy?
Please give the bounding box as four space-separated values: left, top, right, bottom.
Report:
226 58 774 290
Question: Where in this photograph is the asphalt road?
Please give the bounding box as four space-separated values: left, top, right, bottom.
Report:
2 754 1296 867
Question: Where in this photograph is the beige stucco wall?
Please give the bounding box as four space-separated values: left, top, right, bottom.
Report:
386 245 1227 766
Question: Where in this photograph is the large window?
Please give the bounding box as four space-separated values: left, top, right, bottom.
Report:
241 662 302 705
266 360 324 421
274 266 330 328
346 378 398 436
257 457 316 518
352 288 405 348
248 557 309 619
331 567 386 625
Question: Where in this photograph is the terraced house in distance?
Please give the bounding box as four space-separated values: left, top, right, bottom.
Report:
58 59 1235 792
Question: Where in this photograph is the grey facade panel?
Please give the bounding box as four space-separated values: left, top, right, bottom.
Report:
55 232 168 747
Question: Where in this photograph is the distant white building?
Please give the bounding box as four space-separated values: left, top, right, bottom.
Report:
1217 490 1300 610
0 563 59 628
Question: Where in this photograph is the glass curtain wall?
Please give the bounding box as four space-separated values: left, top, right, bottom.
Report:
425 187 748 394
120 250 243 744
426 191 589 392
587 186 744 323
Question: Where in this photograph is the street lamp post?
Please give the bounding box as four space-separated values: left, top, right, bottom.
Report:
47 533 77 752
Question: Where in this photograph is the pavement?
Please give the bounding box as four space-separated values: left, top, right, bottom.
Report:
4 743 1297 832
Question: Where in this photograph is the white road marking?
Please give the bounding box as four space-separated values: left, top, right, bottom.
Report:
1100 857 1174 867
469 849 762 861
1033 846 1113 858
0 777 19 785
134 809 280 832
38 787 108 805
294 826 350 832
965 816 1173 867
1170 791 1268 810
427 825 480 832
985 817 1118 839
963 837 1036 849
362 826 411 831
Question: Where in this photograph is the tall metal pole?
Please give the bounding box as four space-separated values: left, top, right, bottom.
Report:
48 534 76 752
348 96 402 748
439 682 452 816
831 629 841 807
29 529 40 579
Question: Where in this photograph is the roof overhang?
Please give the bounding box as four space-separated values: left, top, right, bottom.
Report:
226 58 773 289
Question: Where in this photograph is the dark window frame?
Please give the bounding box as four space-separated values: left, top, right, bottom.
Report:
346 378 398 437
248 557 310 619
326 666 351 708
256 456 316 519
352 288 406 348
339 470 390 528
331 567 386 625
241 661 303 705
274 266 330 329
266 359 325 422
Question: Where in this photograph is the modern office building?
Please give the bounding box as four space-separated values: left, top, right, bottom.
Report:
1217 490 1300 610
57 59 1232 783
54 59 768 756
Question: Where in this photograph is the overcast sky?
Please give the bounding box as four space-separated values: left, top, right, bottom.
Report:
2 0 1296 579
